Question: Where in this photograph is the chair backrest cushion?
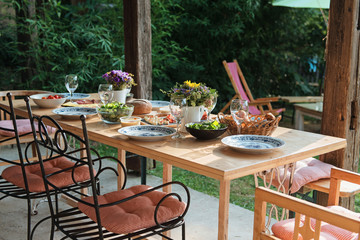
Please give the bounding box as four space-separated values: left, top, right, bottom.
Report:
227 62 261 115
267 157 333 194
0 119 54 137
2 156 92 192
272 205 359 240
78 184 186 234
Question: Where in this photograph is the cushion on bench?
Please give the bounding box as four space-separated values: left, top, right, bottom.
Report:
267 157 333 194
272 205 360 240
78 185 186 234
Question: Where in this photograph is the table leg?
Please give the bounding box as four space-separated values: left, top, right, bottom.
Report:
162 163 173 239
294 109 304 130
117 148 126 191
218 179 230 240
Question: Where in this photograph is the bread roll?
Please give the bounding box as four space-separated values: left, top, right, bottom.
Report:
127 99 152 115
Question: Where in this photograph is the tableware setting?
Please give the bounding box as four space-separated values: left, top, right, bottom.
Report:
185 120 227 140
118 125 176 141
221 135 285 154
52 107 97 120
97 102 134 124
64 74 79 102
149 100 170 111
230 99 249 134
169 97 187 139
59 93 91 100
143 114 176 126
98 84 113 105
30 93 66 108
120 116 142 127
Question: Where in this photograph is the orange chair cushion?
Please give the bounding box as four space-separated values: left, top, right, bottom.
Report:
272 205 359 240
267 158 333 193
78 185 186 234
0 119 54 137
2 156 92 192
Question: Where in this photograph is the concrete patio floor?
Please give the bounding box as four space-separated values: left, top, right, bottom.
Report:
0 145 255 240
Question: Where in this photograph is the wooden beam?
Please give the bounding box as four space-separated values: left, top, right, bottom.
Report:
123 0 152 99
319 0 360 208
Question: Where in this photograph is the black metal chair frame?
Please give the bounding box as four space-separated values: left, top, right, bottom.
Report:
0 93 90 240
25 97 190 240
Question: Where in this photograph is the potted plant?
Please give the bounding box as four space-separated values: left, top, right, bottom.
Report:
102 70 136 103
163 80 218 124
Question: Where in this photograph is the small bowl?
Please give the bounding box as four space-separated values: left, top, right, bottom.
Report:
30 93 66 108
97 103 134 124
120 116 142 127
185 122 228 140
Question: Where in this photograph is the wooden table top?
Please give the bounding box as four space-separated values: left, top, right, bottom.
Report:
294 102 323 113
2 97 346 181
280 96 323 103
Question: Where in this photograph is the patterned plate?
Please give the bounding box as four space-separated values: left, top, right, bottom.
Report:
221 135 285 154
149 100 170 110
53 107 97 120
60 93 91 100
118 125 176 141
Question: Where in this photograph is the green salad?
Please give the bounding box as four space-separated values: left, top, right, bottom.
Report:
187 120 227 130
97 102 134 123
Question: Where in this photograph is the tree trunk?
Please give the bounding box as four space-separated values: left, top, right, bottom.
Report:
123 0 152 99
318 0 360 209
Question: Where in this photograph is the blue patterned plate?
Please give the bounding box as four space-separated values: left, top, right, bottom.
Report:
53 107 97 120
60 93 91 100
221 135 285 154
118 125 176 141
149 100 170 110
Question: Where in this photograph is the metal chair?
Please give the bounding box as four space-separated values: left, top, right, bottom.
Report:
0 92 91 240
25 97 190 240
253 167 360 240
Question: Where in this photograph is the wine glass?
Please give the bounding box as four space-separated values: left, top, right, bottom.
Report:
169 97 187 139
205 95 217 121
230 99 249 134
65 74 78 102
98 84 113 105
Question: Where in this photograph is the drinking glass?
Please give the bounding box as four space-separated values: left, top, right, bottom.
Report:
65 74 78 102
205 95 217 121
169 97 186 139
98 84 113 105
230 99 249 134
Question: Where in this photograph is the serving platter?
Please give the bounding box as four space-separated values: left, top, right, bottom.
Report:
53 107 97 120
118 125 176 141
221 135 284 154
60 93 91 100
149 100 170 110
143 115 176 127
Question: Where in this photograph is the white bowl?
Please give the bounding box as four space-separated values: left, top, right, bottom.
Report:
120 116 142 127
30 93 67 108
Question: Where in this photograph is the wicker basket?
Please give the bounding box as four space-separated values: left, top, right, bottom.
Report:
218 112 281 136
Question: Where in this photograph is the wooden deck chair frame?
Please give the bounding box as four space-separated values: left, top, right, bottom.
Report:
221 60 285 115
253 168 360 240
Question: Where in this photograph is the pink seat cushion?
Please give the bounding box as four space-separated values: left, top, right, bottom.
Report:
267 158 333 193
272 205 359 240
78 185 186 234
2 156 92 192
0 119 54 137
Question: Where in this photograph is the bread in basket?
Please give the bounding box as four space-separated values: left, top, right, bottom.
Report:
218 112 281 136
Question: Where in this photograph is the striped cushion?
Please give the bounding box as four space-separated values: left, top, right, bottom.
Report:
78 185 186 234
272 205 359 240
2 156 92 192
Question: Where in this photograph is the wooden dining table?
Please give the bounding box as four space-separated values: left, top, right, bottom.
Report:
1 94 347 240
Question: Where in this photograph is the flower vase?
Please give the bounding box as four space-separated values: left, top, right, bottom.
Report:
181 106 205 131
112 89 128 103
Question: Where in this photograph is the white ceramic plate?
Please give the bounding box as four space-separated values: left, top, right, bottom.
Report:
60 93 91 100
53 107 97 120
149 100 170 110
221 135 285 154
118 125 176 141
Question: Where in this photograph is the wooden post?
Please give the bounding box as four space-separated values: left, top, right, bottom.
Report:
319 0 360 208
123 0 152 99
